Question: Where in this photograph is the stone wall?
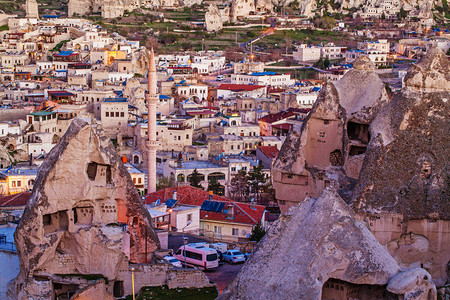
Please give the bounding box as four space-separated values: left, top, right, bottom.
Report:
0 109 29 122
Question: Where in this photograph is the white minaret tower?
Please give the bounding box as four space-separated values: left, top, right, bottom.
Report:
146 48 158 193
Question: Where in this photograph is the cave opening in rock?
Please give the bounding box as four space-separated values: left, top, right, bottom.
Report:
349 145 367 156
321 278 398 300
347 122 370 144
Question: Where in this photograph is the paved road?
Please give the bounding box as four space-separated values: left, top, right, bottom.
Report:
205 262 244 294
167 233 243 293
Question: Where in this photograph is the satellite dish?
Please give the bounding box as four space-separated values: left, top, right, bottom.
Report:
156 199 160 205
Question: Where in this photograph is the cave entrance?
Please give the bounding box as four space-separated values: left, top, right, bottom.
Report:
347 122 370 144
53 282 79 300
349 146 367 156
113 281 124 297
321 278 397 300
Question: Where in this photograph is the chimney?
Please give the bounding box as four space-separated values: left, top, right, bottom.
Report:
209 190 213 200
173 190 177 200
227 204 234 219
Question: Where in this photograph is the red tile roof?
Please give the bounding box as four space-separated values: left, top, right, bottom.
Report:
218 84 265 92
257 146 279 159
272 123 292 130
145 186 265 225
258 111 296 124
0 192 31 207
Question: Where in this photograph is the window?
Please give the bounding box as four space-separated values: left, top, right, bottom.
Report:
214 226 222 234
120 112 124 117
231 167 236 172
106 112 109 117
187 214 192 222
115 112 119 117
232 228 239 236
11 181 16 187
324 120 329 125
17 181 21 187
138 178 142 184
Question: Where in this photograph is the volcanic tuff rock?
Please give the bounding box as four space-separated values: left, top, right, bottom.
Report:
387 268 437 300
272 55 390 213
205 4 223 32
353 47 450 219
350 47 449 286
10 118 159 299
219 188 401 300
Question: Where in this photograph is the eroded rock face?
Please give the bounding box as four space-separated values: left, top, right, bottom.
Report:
11 118 159 299
205 4 223 32
272 55 390 214
352 47 450 285
387 268 437 300
220 188 401 300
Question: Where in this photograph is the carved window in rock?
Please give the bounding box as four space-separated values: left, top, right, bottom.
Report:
86 162 112 184
72 204 94 225
43 210 69 234
317 130 326 138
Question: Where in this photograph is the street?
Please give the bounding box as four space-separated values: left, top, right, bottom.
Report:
205 262 244 293
168 233 244 293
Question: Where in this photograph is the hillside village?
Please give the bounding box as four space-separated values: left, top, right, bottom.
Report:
0 0 448 299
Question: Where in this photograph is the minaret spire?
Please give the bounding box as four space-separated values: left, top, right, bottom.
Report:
146 47 158 193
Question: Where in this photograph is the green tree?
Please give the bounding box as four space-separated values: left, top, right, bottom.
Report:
156 175 175 191
398 6 407 20
208 177 223 195
324 56 331 68
248 161 268 202
189 168 203 189
446 48 450 56
229 170 249 202
249 223 266 242
381 12 386 20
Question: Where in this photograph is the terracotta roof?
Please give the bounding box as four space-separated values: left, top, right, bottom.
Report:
145 186 265 225
257 146 279 159
0 192 31 207
272 123 292 130
258 111 296 124
218 84 265 92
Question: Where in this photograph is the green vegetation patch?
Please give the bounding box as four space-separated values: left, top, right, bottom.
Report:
131 285 218 300
0 24 9 31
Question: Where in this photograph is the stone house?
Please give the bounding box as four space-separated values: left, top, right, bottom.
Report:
100 98 129 137
256 145 279 169
145 186 267 242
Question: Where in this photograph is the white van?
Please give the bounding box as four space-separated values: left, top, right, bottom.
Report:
209 243 227 253
216 75 224 81
174 244 219 270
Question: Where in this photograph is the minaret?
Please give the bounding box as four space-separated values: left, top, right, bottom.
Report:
146 48 158 193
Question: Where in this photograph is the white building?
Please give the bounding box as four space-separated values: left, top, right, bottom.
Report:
231 72 295 87
293 44 321 62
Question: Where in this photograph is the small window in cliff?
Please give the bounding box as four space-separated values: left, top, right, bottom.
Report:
43 214 51 226
113 281 124 297
347 122 370 144
87 162 98 180
87 162 112 184
349 146 367 156
323 120 329 125
330 150 343 166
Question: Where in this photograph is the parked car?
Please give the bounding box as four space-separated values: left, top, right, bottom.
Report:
223 250 246 264
216 75 224 81
163 256 182 268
